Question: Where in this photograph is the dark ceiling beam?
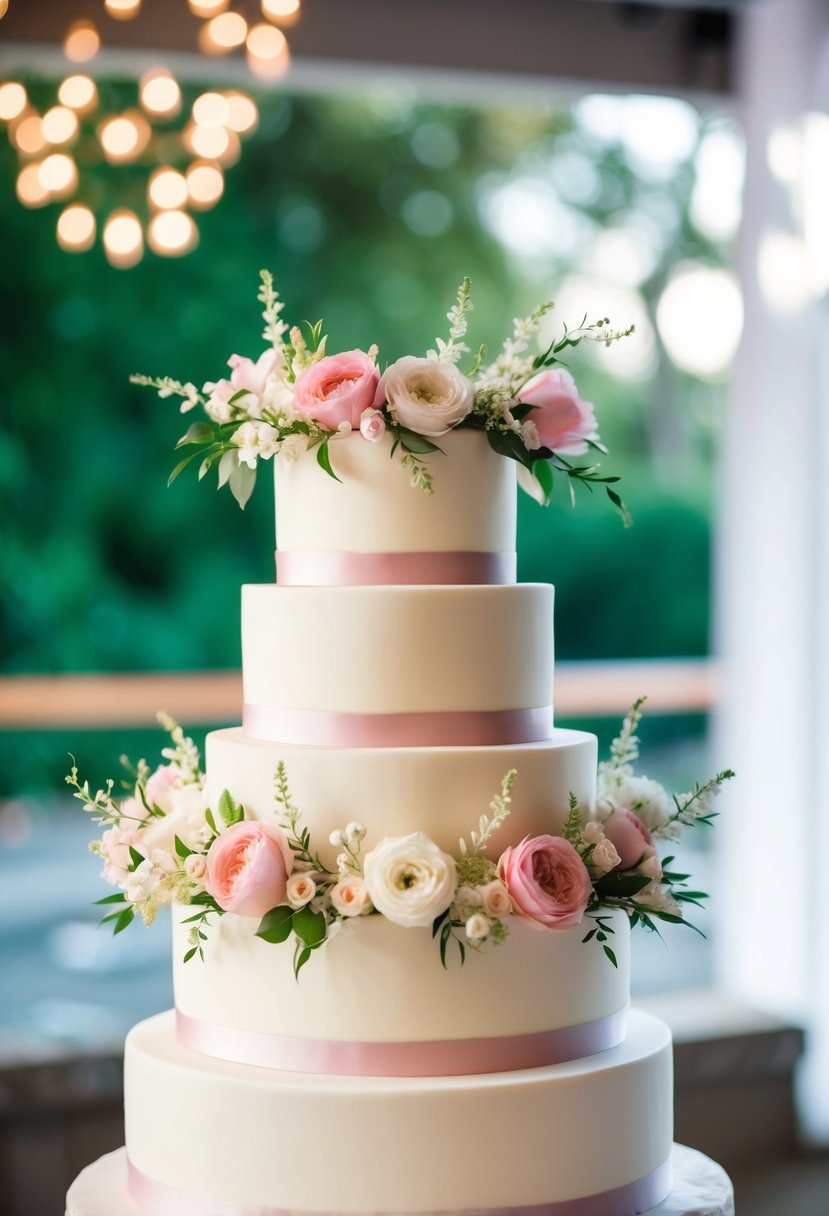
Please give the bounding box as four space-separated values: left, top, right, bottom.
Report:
0 1 734 95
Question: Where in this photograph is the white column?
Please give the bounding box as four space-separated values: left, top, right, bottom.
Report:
716 0 829 1141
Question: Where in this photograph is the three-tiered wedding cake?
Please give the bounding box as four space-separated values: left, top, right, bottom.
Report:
67 430 677 1216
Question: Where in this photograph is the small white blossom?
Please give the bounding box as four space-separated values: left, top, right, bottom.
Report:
465 913 491 942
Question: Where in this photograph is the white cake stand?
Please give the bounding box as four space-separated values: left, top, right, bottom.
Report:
66 1143 734 1216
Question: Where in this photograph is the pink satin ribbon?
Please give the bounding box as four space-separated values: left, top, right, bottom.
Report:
175 1007 628 1077
128 1157 673 1216
275 549 517 586
242 704 553 748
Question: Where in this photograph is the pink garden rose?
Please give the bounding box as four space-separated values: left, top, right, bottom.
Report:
517 369 598 455
293 350 380 431
602 808 653 870
206 821 293 918
498 834 592 930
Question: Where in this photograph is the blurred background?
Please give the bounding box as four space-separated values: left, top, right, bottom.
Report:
1 0 827 1213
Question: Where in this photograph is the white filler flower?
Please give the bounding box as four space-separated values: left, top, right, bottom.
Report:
363 832 457 928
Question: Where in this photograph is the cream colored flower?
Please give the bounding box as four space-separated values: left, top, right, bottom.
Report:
363 832 457 928
480 879 512 918
378 356 474 437
286 872 317 909
466 913 491 942
590 837 622 874
329 875 371 918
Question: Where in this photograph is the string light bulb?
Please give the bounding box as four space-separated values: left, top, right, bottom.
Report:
64 19 101 63
57 205 97 252
103 209 143 268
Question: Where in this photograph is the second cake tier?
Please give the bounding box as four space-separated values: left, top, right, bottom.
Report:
242 583 554 747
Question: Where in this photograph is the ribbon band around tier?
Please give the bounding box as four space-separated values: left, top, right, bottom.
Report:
275 549 517 586
242 704 553 748
128 1155 672 1216
175 1007 628 1077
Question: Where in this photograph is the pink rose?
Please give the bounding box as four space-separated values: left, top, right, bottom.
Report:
517 369 598 455
293 350 380 432
206 821 293 918
203 350 278 422
359 407 386 443
498 835 592 930
603 808 653 870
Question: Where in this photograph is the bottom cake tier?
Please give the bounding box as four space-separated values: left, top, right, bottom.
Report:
123 1009 673 1215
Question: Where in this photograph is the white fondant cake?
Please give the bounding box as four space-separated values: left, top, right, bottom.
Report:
67 431 681 1216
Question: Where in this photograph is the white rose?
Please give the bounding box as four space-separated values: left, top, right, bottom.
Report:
286 872 317 909
590 837 622 874
330 875 371 918
581 820 604 845
606 775 671 831
378 356 474 437
465 913 491 942
363 832 457 928
184 854 208 886
480 880 512 918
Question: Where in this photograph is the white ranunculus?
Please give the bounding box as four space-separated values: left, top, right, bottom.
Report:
378 356 474 437
608 775 672 831
363 832 457 928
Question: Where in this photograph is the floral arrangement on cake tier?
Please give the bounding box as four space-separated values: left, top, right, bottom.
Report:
67 701 733 976
130 271 633 518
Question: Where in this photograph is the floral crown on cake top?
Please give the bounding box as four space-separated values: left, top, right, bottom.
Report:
67 701 732 977
131 271 633 517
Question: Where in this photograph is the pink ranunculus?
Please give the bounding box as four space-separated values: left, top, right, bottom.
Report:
206 821 293 918
498 834 592 930
602 808 653 871
517 369 598 455
293 350 380 432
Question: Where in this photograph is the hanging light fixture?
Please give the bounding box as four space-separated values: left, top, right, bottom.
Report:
0 0 301 265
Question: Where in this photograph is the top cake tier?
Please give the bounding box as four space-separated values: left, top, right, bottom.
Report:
274 429 517 586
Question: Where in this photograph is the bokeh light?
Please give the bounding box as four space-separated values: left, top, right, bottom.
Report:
223 91 258 135
16 163 50 208
0 82 27 122
246 23 290 79
103 209 144 269
58 75 98 114
12 114 47 157
139 69 181 119
64 19 101 63
192 92 229 128
148 167 189 210
99 111 151 163
656 264 743 377
186 160 225 209
188 0 229 15
104 0 142 18
147 210 199 257
261 0 301 25
39 153 79 199
42 106 80 146
57 205 97 252
199 11 248 53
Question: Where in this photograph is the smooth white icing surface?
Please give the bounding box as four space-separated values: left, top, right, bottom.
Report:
274 429 517 558
205 727 597 857
125 1009 673 1211
242 583 554 717
173 907 630 1044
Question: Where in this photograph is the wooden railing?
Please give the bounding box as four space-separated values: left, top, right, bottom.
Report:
0 659 720 729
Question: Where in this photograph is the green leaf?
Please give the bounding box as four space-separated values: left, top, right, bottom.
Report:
113 906 135 935
532 458 554 505
128 846 144 870
594 871 652 898
205 808 218 835
432 910 449 938
603 944 618 968
167 447 205 486
229 460 256 509
95 893 128 905
176 422 215 449
292 904 326 948
397 427 441 456
607 486 633 527
174 835 193 859
485 425 534 469
581 927 597 943
255 905 295 944
183 946 198 964
293 945 312 979
315 438 342 483
218 788 244 828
